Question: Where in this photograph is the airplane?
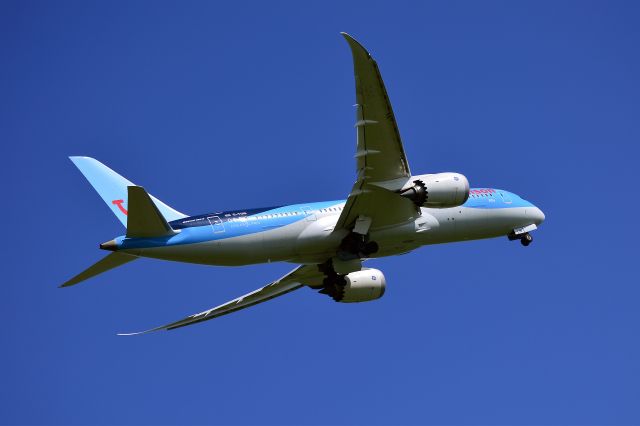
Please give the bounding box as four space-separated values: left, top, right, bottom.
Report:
62 33 545 334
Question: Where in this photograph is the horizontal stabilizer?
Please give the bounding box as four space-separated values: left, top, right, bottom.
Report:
126 186 177 238
60 252 137 287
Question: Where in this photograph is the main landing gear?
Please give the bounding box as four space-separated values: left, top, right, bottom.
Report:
317 261 346 301
509 232 533 247
316 231 380 300
337 232 379 260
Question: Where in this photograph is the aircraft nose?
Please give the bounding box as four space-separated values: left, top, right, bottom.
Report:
530 207 545 225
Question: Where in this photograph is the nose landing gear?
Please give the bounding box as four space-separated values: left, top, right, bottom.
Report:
520 232 532 246
508 232 533 246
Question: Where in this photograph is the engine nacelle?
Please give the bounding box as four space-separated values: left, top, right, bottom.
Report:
399 172 469 208
335 269 386 303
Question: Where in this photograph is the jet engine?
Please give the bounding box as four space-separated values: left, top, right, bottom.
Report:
399 172 470 208
331 269 386 303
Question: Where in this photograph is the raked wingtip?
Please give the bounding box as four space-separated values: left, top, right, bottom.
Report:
117 331 147 336
117 326 166 336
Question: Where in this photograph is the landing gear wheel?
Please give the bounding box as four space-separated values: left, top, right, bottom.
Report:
520 233 532 247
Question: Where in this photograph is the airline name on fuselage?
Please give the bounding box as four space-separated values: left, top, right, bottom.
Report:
469 188 496 195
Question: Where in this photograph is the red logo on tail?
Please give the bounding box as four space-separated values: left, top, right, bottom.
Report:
112 199 128 215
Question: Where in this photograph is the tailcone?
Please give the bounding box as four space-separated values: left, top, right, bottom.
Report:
100 239 118 251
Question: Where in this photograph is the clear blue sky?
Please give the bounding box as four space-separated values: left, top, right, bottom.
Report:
2 1 639 424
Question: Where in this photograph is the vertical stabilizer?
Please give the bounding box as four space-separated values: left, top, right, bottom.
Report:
70 157 187 227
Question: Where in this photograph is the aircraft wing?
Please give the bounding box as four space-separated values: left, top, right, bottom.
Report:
336 33 418 232
118 264 324 335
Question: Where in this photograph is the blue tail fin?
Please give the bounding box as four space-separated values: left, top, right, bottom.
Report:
70 157 187 227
